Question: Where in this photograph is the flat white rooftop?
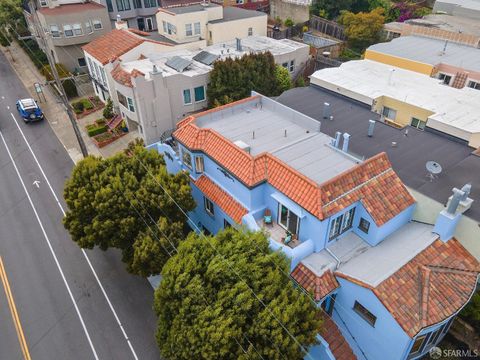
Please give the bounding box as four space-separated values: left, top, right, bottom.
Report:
120 36 308 78
368 36 480 73
301 222 437 287
310 60 480 135
195 96 360 184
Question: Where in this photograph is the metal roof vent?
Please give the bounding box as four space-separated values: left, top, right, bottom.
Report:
234 140 250 154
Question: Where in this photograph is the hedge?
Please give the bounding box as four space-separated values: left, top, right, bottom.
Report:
86 124 108 137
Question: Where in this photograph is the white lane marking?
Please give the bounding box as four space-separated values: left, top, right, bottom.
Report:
7 106 10 110
32 180 40 188
0 130 100 360
10 113 139 360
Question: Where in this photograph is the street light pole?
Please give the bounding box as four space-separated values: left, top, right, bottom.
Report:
28 0 88 158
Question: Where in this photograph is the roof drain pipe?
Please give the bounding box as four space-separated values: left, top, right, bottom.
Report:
325 247 341 270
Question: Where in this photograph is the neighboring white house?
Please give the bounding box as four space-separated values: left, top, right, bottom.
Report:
108 36 309 144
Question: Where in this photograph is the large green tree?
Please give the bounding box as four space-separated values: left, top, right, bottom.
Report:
154 228 321 360
207 52 282 108
338 7 385 51
310 0 354 19
0 0 23 28
63 141 195 276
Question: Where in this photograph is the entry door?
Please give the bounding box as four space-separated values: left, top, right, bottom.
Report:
137 18 145 31
279 204 299 235
145 17 154 31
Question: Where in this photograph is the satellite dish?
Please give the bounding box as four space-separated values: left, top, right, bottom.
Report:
426 161 442 182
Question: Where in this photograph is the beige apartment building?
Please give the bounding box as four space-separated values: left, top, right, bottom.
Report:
25 0 111 72
107 36 309 144
156 3 267 45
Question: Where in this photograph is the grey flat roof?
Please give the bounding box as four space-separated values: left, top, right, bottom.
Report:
368 36 480 72
405 14 480 37
167 3 220 14
142 32 178 45
209 7 266 24
302 222 437 286
195 96 358 184
277 85 480 221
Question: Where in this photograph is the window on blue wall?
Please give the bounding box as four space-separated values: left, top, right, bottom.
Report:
195 156 204 173
329 207 355 241
353 301 376 327
182 150 192 169
408 334 428 358
359 217 370 234
224 219 231 228
204 197 214 216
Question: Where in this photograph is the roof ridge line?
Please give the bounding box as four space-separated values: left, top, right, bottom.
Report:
419 265 431 328
322 167 393 209
427 265 480 275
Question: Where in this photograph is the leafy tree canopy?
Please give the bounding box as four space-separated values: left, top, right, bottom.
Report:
207 52 283 108
310 0 354 19
339 7 385 52
275 65 292 93
63 140 195 276
155 228 321 360
0 0 23 29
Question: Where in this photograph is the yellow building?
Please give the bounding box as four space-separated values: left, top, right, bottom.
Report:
309 60 480 148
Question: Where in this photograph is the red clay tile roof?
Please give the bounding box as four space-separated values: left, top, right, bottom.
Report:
337 238 480 338
173 97 415 225
193 175 248 224
83 29 144 65
291 264 339 301
38 2 106 15
320 313 357 360
111 63 133 87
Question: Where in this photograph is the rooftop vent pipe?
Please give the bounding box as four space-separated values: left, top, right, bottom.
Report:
342 133 350 153
368 119 375 137
322 102 331 119
334 132 342 148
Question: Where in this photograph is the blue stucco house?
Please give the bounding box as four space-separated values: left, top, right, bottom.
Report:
149 94 480 360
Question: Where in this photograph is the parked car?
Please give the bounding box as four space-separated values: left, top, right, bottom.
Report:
16 98 44 122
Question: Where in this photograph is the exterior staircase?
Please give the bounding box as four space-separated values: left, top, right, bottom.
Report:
106 114 122 130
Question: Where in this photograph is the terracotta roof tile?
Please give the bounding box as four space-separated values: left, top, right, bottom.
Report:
83 29 144 65
111 63 133 87
193 175 248 224
173 97 415 225
291 264 339 301
320 313 357 360
372 238 480 337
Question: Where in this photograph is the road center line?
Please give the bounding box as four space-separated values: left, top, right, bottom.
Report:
10 113 139 360
0 256 32 360
0 130 100 360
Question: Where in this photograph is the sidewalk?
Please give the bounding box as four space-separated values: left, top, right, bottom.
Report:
1 41 138 163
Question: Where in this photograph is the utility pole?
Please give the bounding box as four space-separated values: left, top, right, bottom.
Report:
28 0 88 158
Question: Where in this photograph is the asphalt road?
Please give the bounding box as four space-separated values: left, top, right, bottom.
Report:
0 50 161 359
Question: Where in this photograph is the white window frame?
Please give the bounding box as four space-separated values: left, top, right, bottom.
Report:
194 85 206 103
162 20 167 33
467 80 480 90
204 197 215 216
438 72 452 85
92 20 103 30
49 24 60 38
410 117 426 130
185 23 193 37
73 23 82 36
182 150 192 169
194 22 201 35
182 88 192 105
340 208 355 233
63 24 73 37
127 97 135 112
195 156 204 173
289 59 295 72
382 106 397 120
85 21 93 34
100 68 107 85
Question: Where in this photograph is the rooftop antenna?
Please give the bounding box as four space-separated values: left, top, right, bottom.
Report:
426 160 442 182
442 40 448 54
388 68 395 85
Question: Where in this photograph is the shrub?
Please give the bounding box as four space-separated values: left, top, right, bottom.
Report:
103 98 114 119
95 118 106 126
284 18 294 27
0 31 12 47
62 79 78 98
94 132 113 142
81 98 94 110
295 77 306 87
86 124 108 137
72 101 84 113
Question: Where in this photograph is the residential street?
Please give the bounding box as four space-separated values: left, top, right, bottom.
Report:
0 49 160 360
